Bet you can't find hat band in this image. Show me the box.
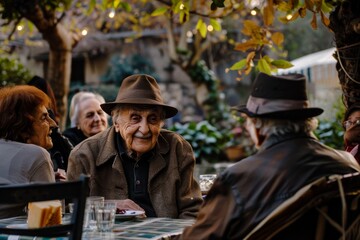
[247,96,309,114]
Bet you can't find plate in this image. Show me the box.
[115,210,144,219]
[6,223,28,229]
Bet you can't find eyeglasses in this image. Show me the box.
[343,119,360,130]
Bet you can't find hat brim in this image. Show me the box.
[232,105,324,119]
[101,100,178,119]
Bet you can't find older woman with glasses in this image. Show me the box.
[343,104,360,163]
[0,85,57,218]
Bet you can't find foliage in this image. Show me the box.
[0,57,31,86]
[170,120,230,164]
[188,60,232,126]
[209,0,338,78]
[314,100,346,150]
[315,119,344,150]
[101,54,158,86]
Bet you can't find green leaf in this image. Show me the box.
[210,18,221,31]
[257,58,272,74]
[87,0,97,14]
[119,2,132,12]
[271,59,294,69]
[230,59,247,70]
[151,7,168,16]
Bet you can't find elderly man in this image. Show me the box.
[175,73,360,239]
[67,74,203,219]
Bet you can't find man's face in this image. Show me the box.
[344,110,360,145]
[77,98,108,137]
[113,106,164,158]
[27,105,57,150]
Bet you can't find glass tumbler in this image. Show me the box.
[84,196,105,231]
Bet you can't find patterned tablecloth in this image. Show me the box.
[0,215,194,240]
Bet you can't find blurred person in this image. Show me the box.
[174,73,360,239]
[0,85,57,218]
[67,74,203,219]
[343,103,360,163]
[28,76,73,174]
[63,91,108,146]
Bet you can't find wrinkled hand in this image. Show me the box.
[55,169,67,182]
[115,199,146,218]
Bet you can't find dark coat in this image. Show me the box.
[49,128,73,171]
[177,133,360,239]
[63,127,87,147]
[67,126,203,219]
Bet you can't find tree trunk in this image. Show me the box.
[42,24,72,130]
[329,0,360,109]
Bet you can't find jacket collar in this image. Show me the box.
[259,132,314,152]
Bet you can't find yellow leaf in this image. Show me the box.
[246,51,256,62]
[113,0,121,8]
[299,7,306,18]
[320,11,330,26]
[196,19,207,38]
[271,32,284,46]
[263,5,274,26]
[277,1,291,12]
[263,55,272,63]
[234,39,259,52]
[242,20,260,36]
[257,58,272,75]
[311,12,317,29]
[313,0,322,11]
[305,0,314,11]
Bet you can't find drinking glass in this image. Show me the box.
[95,200,117,232]
[84,196,105,231]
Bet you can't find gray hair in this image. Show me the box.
[253,117,318,137]
[70,91,106,127]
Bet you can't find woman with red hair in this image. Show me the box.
[0,85,57,218]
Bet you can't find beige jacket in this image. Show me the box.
[67,126,203,219]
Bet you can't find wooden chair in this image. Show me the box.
[0,175,89,240]
[244,172,360,240]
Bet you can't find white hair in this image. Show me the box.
[69,91,106,127]
[254,117,319,137]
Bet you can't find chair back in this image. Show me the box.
[0,175,89,240]
[244,172,360,240]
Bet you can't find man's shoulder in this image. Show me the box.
[72,127,113,151]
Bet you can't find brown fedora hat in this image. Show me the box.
[232,72,323,119]
[101,74,178,118]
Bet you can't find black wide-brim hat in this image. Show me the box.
[101,74,178,119]
[232,73,323,119]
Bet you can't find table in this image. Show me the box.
[0,215,194,240]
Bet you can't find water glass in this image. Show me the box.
[199,174,217,193]
[84,196,105,231]
[95,200,117,232]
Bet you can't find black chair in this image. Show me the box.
[0,175,89,240]
[244,172,360,240]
